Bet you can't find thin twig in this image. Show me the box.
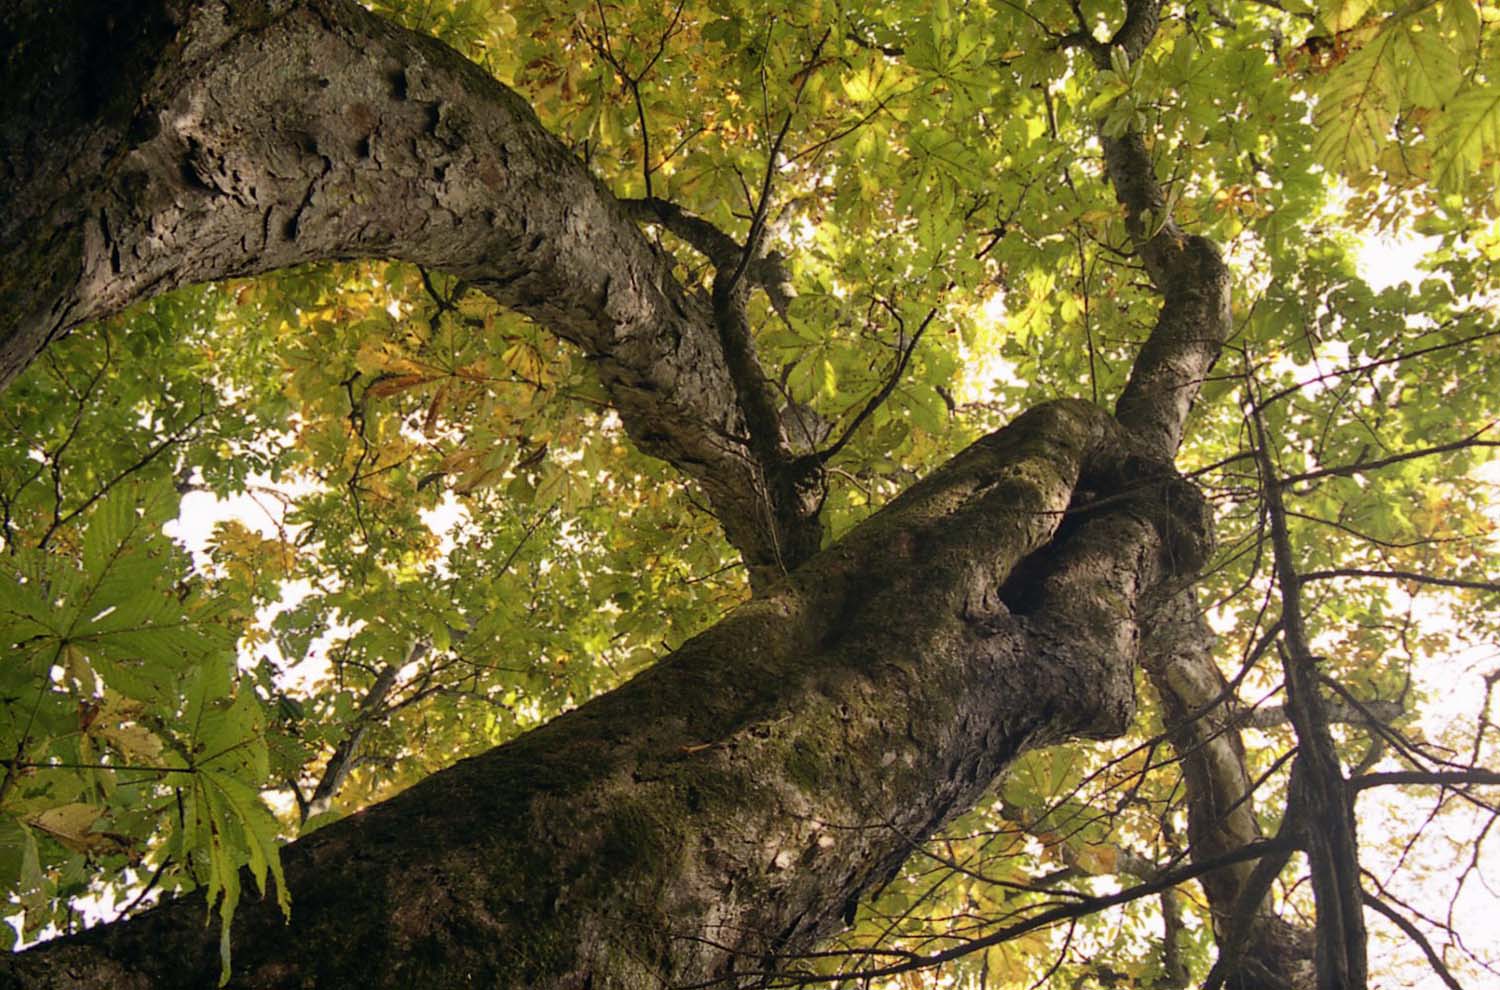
[1361,892,1464,990]
[1299,568,1500,595]
[818,307,937,463]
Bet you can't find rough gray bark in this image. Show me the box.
[0,0,813,587]
[0,0,1293,987]
[1,400,1207,989]
[1066,9,1316,984]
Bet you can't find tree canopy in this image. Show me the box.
[1,0,1498,987]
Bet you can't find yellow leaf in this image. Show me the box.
[502,341,546,382]
[99,723,165,762]
[1073,842,1119,875]
[1321,0,1373,33]
[29,804,105,853]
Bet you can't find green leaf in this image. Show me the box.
[1395,24,1461,108]
[1442,0,1482,53]
[1313,32,1399,174]
[1434,80,1500,192]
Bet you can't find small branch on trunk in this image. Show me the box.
[1241,697,1403,731]
[301,658,406,824]
[617,197,797,319]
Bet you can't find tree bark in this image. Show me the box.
[1141,598,1315,990]
[1,399,1207,988]
[0,0,808,586]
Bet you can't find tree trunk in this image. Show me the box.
[1,400,1206,988]
[1,1,1305,987]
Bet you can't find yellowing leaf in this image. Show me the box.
[1435,81,1500,191]
[29,804,105,854]
[1320,0,1374,33]
[502,341,546,382]
[842,65,880,103]
[98,723,165,762]
[1313,32,1399,173]
[1073,842,1119,875]
[1395,24,1461,107]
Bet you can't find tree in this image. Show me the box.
[2,0,1498,987]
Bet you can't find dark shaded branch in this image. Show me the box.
[113,855,173,923]
[844,28,904,57]
[300,503,553,822]
[1253,326,1500,411]
[1361,892,1464,990]
[1083,9,1304,983]
[619,197,740,267]
[1300,568,1500,595]
[1278,427,1498,486]
[1110,0,1162,60]
[817,307,935,464]
[1254,411,1369,990]
[36,405,207,549]
[1350,769,1500,792]
[1088,2,1231,461]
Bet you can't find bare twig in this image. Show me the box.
[1361,892,1464,990]
[818,307,936,464]
[1299,568,1500,595]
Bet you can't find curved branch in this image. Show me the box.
[618,197,798,319]
[1361,892,1464,990]
[0,0,807,582]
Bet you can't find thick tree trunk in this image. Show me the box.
[1,1,1302,986]
[0,400,1205,988]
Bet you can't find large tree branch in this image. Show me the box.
[0,0,811,585]
[0,4,1279,988]
[1075,4,1314,986]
